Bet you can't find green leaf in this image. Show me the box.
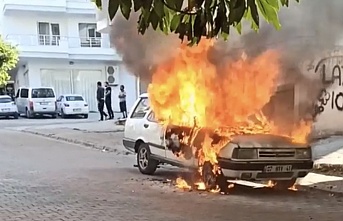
[228,0,245,24]
[154,0,165,18]
[143,0,153,10]
[174,0,184,11]
[256,0,281,30]
[119,0,132,20]
[170,14,181,31]
[266,0,280,10]
[234,21,242,34]
[280,0,289,6]
[149,9,160,30]
[108,0,120,20]
[247,0,259,27]
[133,0,143,11]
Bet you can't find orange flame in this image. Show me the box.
[148,39,312,190]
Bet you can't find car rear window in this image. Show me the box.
[0,97,12,103]
[31,88,55,98]
[66,96,84,101]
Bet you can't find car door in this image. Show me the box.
[145,111,166,158]
[124,96,165,158]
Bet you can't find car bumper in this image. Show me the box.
[218,158,313,181]
[63,108,89,115]
[31,111,56,115]
[0,112,18,116]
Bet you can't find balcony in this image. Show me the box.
[5,34,120,61]
[66,0,97,14]
[2,0,96,15]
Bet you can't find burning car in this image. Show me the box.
[123,93,313,191]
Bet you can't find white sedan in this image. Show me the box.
[0,95,19,119]
[56,94,89,118]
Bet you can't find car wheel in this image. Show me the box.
[26,108,33,119]
[137,143,158,175]
[13,113,19,119]
[202,161,228,192]
[274,179,297,190]
[83,114,88,119]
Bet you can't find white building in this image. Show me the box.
[0,0,139,112]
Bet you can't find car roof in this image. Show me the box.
[19,87,55,90]
[60,94,84,97]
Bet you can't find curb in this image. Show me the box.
[22,130,133,156]
[313,164,343,177]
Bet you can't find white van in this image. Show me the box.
[15,87,57,118]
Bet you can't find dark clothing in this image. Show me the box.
[98,100,106,121]
[119,101,127,118]
[97,87,107,120]
[97,87,105,102]
[105,86,111,101]
[105,86,114,119]
[105,100,114,119]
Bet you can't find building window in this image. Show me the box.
[78,23,101,47]
[37,22,60,46]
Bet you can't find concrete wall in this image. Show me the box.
[301,50,343,136]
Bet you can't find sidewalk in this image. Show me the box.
[20,121,131,155]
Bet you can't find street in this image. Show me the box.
[0,118,343,221]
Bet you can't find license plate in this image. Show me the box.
[73,108,81,112]
[1,108,10,112]
[40,102,49,105]
[264,165,292,173]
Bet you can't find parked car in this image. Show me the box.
[0,95,19,119]
[15,87,57,118]
[123,93,314,190]
[56,94,89,118]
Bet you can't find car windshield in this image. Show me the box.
[0,97,12,103]
[66,96,84,101]
[32,88,55,98]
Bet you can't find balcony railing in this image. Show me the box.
[38,35,61,46]
[79,37,102,47]
[5,34,110,48]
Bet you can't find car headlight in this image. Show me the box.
[295,148,312,159]
[232,148,258,159]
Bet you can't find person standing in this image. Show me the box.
[96,81,107,121]
[119,85,127,118]
[104,81,114,119]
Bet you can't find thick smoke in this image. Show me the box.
[109,13,180,83]
[110,0,343,128]
[209,0,343,125]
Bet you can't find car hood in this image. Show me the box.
[230,134,308,148]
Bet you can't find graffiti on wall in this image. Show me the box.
[314,56,343,114]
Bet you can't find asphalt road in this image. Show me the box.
[0,121,343,221]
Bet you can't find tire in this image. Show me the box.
[202,161,228,192]
[137,143,158,175]
[83,114,88,119]
[13,113,19,119]
[274,179,296,190]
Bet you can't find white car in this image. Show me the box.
[56,94,89,118]
[15,87,57,118]
[123,93,314,190]
[0,95,19,119]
